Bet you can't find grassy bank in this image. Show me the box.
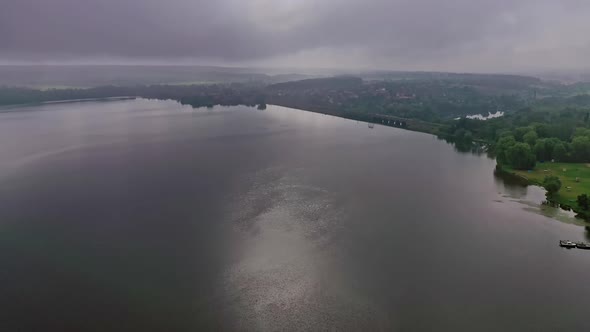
[507,162,590,214]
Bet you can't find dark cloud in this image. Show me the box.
[1,0,589,71]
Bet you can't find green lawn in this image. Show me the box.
[510,162,590,208]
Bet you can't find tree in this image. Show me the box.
[506,142,536,170]
[543,138,560,158]
[577,194,590,210]
[495,135,516,165]
[574,127,590,138]
[533,139,547,161]
[552,143,567,161]
[523,130,538,146]
[571,136,590,162]
[533,123,550,138]
[514,127,531,142]
[543,176,562,198]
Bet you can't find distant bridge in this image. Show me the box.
[369,113,443,134]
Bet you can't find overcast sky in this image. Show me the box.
[1,0,590,72]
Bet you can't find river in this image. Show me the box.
[0,99,589,331]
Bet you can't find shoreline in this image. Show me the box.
[496,165,590,221]
[266,99,445,136]
[0,96,137,111]
[41,96,137,104]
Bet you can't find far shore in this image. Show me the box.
[0,96,137,111]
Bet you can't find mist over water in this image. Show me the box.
[1,99,589,331]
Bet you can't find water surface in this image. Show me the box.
[1,99,588,331]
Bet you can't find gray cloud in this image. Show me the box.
[1,0,590,71]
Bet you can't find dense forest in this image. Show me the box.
[444,96,590,169]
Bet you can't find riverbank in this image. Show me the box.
[0,96,137,111]
[267,100,446,136]
[500,162,590,220]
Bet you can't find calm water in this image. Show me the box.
[1,99,589,331]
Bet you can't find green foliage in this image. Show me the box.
[543,176,562,198]
[577,194,590,210]
[574,127,590,138]
[523,130,538,146]
[533,123,551,138]
[510,162,590,218]
[445,93,590,165]
[495,135,516,165]
[532,138,561,161]
[453,128,473,142]
[506,143,536,170]
[514,127,532,142]
[533,139,547,161]
[552,143,567,161]
[571,136,590,162]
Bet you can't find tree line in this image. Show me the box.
[445,101,590,170]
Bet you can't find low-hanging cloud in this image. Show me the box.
[1,0,590,71]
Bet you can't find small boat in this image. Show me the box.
[576,242,590,250]
[368,123,375,129]
[559,240,577,248]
